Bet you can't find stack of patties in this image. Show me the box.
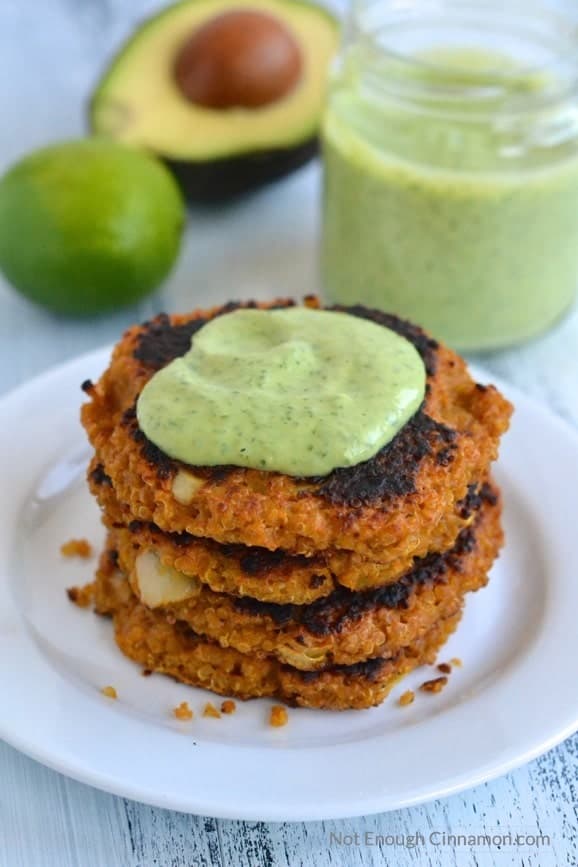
[81,298,512,710]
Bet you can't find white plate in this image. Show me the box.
[0,347,577,821]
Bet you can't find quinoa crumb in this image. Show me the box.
[142,669,152,677]
[398,689,415,707]
[101,686,117,699]
[66,582,94,608]
[221,700,236,715]
[61,538,93,559]
[420,676,448,694]
[437,662,452,674]
[269,705,288,727]
[203,702,221,719]
[173,701,193,721]
[450,657,463,668]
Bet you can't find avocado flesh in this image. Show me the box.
[89,0,339,202]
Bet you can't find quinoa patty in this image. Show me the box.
[82,297,512,560]
[94,469,492,603]
[93,549,463,710]
[112,485,501,670]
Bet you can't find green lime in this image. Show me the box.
[0,139,185,316]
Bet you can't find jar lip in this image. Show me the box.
[348,0,578,111]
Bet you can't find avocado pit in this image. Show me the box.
[174,9,303,109]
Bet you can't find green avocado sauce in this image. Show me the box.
[136,307,426,477]
[322,47,578,350]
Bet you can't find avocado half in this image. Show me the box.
[89,0,339,203]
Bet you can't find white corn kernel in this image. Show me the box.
[172,470,204,504]
[134,550,200,607]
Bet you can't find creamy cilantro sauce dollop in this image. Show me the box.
[136,307,426,476]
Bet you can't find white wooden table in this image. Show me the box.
[2,2,578,865]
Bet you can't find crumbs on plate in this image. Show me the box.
[61,538,93,559]
[203,702,221,719]
[173,701,194,720]
[269,705,289,727]
[66,582,94,608]
[419,676,448,694]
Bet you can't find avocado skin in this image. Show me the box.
[165,137,318,204]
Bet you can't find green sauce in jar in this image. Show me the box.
[321,4,578,351]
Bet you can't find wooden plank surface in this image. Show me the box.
[2,737,577,866]
[1,1,578,865]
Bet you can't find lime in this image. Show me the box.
[0,139,185,316]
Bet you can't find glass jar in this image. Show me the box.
[321,0,578,351]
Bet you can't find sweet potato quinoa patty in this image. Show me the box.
[82,297,512,560]
[76,297,511,712]
[94,472,492,602]
[112,485,501,670]
[93,546,464,711]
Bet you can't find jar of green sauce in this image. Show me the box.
[321,0,578,350]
